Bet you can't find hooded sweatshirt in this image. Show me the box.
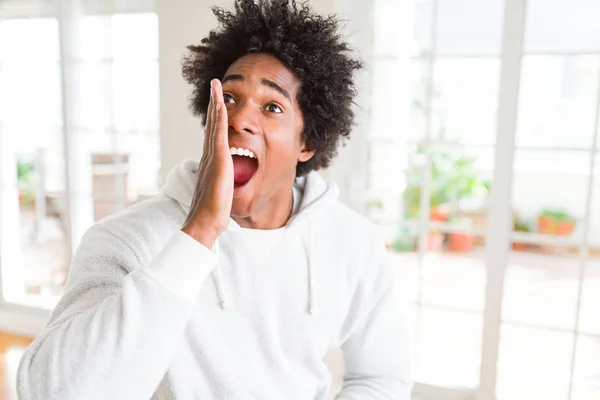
[17,160,411,400]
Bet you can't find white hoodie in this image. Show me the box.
[17,160,411,400]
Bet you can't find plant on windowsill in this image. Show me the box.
[17,159,36,209]
[537,209,576,236]
[537,208,577,255]
[402,140,489,252]
[448,216,475,252]
[512,216,531,252]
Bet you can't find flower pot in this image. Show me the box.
[557,220,575,236]
[538,215,556,235]
[427,232,445,252]
[449,233,474,252]
[430,208,447,222]
[512,242,527,252]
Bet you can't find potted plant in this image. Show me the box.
[403,184,448,252]
[537,209,576,236]
[402,140,488,252]
[17,159,36,208]
[513,217,531,252]
[448,217,475,252]
[537,209,576,254]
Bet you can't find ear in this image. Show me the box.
[298,141,315,163]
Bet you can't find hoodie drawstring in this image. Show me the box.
[306,222,317,316]
[211,225,317,316]
[212,238,229,309]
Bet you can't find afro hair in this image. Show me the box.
[181,0,363,176]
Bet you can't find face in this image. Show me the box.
[221,53,314,219]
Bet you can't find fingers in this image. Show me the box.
[202,81,217,163]
[211,79,229,157]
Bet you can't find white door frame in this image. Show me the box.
[477,0,527,399]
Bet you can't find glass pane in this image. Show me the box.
[580,173,600,335]
[572,335,600,400]
[73,62,113,129]
[525,0,600,53]
[414,307,482,389]
[432,58,500,146]
[420,252,486,312]
[427,145,493,229]
[0,19,62,127]
[435,0,504,55]
[0,18,60,61]
[413,0,434,56]
[0,18,66,308]
[503,248,580,329]
[113,61,159,132]
[497,325,572,400]
[367,141,411,222]
[372,0,405,56]
[0,13,161,309]
[370,59,414,141]
[516,56,600,149]
[388,248,420,304]
[409,59,432,142]
[578,262,600,336]
[79,15,113,61]
[74,131,160,225]
[2,135,68,308]
[508,149,589,328]
[0,62,62,133]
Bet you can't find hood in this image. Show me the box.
[161,160,339,316]
[161,159,339,230]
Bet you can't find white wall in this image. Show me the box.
[157,0,230,182]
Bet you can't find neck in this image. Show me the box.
[233,186,294,230]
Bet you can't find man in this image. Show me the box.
[17,0,411,399]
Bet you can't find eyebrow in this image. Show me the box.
[221,74,292,101]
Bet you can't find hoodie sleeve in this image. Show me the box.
[17,226,215,400]
[336,238,412,400]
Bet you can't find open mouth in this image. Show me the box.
[230,147,259,189]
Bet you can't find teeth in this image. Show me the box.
[229,147,255,158]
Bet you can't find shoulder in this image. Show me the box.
[316,201,388,281]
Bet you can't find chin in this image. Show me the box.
[230,198,255,219]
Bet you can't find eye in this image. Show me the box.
[223,93,236,104]
[265,103,283,114]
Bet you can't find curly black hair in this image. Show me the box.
[181,0,363,176]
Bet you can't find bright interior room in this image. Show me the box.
[1,0,600,399]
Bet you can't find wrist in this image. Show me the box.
[181,222,222,249]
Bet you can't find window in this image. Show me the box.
[369,0,600,399]
[0,3,159,309]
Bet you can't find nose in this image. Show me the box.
[227,102,259,136]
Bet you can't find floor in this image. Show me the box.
[0,332,32,400]
[391,249,600,400]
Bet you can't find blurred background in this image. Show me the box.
[1,0,599,399]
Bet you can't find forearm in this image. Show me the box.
[17,231,215,400]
